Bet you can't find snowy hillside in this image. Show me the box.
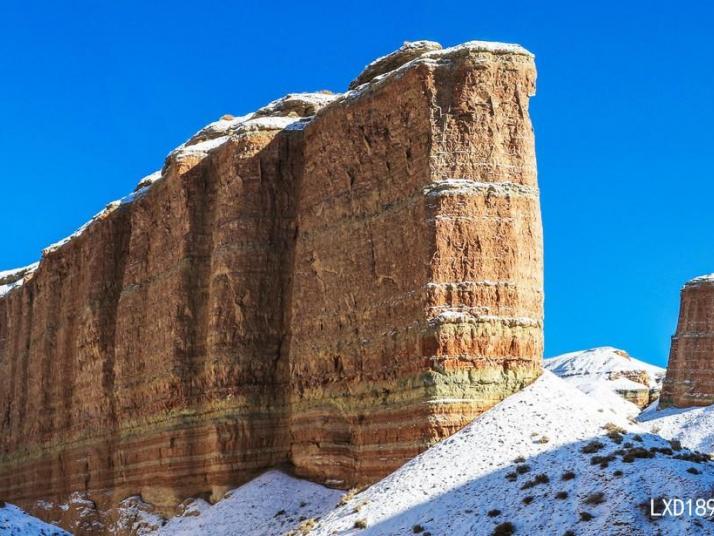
[307,372,714,535]
[639,402,714,454]
[546,347,665,410]
[153,373,714,535]
[0,502,70,535]
[154,470,343,536]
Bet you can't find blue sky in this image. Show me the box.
[1,1,712,366]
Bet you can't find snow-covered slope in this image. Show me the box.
[639,403,714,454]
[307,372,714,535]
[0,502,70,535]
[155,470,343,536]
[546,347,665,411]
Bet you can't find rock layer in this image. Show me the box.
[661,274,714,408]
[0,40,543,534]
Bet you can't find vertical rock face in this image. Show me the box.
[661,274,714,408]
[0,40,543,533]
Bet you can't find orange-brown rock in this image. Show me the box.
[0,40,543,534]
[661,274,714,408]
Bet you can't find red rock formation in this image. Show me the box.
[661,274,714,408]
[0,40,543,534]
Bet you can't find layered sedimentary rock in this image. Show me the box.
[661,274,714,408]
[0,40,543,533]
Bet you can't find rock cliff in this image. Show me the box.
[0,40,543,534]
[661,274,714,408]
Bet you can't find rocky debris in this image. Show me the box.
[0,39,543,535]
[660,274,714,408]
[348,40,442,89]
[545,347,664,409]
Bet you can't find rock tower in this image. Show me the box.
[661,274,714,408]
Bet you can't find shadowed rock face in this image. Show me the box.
[661,275,714,408]
[0,40,543,534]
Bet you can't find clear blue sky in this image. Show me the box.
[1,1,712,367]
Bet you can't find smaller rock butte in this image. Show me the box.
[661,274,714,408]
[0,39,544,535]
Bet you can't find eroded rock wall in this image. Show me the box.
[661,275,714,408]
[0,40,543,533]
[0,123,305,531]
[288,47,542,485]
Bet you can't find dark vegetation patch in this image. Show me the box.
[590,454,616,468]
[521,473,549,490]
[674,451,710,463]
[581,441,605,454]
[555,491,568,500]
[584,492,606,505]
[493,522,515,536]
[561,471,576,481]
[354,519,368,529]
[487,509,502,517]
[516,465,531,475]
[622,447,655,463]
[579,512,594,522]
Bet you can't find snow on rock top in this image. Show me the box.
[349,40,443,89]
[13,91,338,265]
[0,262,39,298]
[0,502,70,536]
[169,92,339,161]
[348,39,532,91]
[546,346,664,385]
[309,372,714,536]
[686,273,714,286]
[153,470,343,536]
[41,174,159,257]
[252,92,338,118]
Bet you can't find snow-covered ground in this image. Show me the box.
[306,372,714,535]
[566,376,642,418]
[639,402,714,454]
[0,502,70,535]
[546,347,664,385]
[154,470,343,536]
